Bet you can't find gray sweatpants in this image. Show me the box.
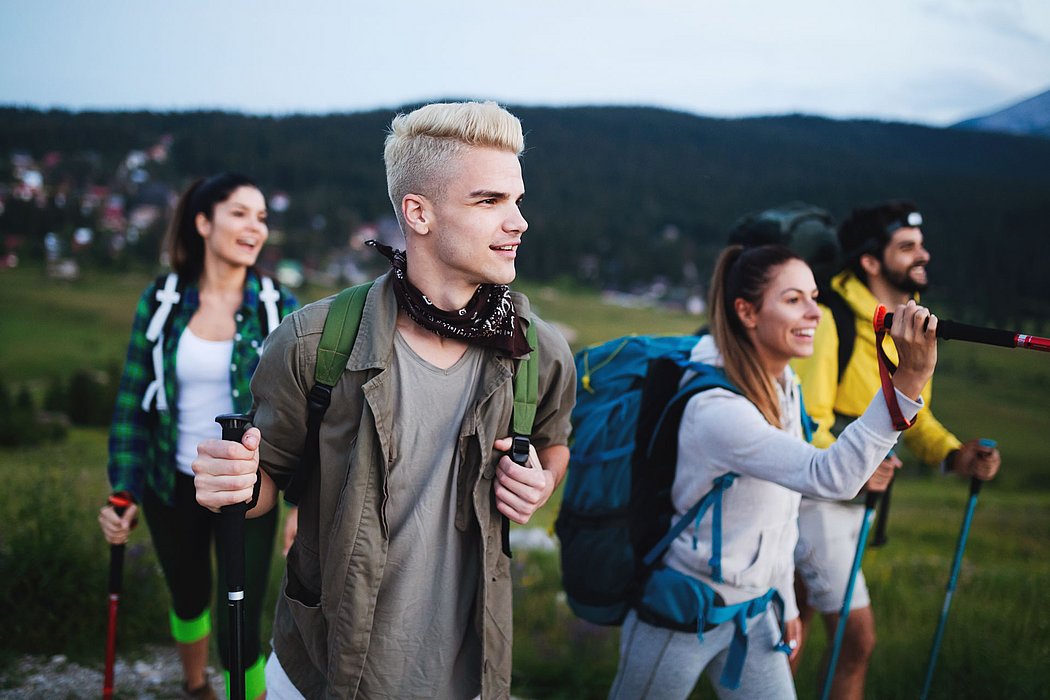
[608,609,796,700]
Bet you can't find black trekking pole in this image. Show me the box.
[879,314,1050,353]
[871,477,893,547]
[919,439,995,699]
[103,493,133,700]
[215,413,255,700]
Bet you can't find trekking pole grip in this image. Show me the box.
[215,413,259,514]
[215,413,252,700]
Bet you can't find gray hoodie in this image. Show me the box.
[662,335,921,619]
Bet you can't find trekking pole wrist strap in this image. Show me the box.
[873,305,914,431]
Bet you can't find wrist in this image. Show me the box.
[944,450,958,473]
[891,370,925,401]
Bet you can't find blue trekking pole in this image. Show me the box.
[820,487,881,700]
[919,439,994,700]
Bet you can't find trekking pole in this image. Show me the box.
[871,478,893,547]
[215,413,254,700]
[919,439,995,700]
[102,493,133,700]
[820,488,880,700]
[879,314,1050,353]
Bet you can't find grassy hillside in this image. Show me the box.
[1,266,1048,697]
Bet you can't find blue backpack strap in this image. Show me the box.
[640,568,791,691]
[640,471,738,574]
[641,363,741,572]
[707,473,737,582]
[798,381,817,443]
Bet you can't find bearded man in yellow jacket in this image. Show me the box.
[789,200,1000,700]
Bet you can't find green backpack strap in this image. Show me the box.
[511,319,539,436]
[284,281,374,504]
[315,282,374,386]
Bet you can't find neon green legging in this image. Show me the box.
[145,473,278,698]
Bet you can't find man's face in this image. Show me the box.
[879,226,930,294]
[426,146,528,289]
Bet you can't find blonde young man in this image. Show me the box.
[790,201,1000,699]
[193,102,576,699]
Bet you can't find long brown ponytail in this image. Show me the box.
[708,244,804,428]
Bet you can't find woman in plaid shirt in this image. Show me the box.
[98,173,297,699]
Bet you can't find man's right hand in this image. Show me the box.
[192,426,261,513]
[864,453,903,493]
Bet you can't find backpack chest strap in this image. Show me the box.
[141,273,181,411]
[259,276,281,335]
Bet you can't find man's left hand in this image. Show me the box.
[950,439,1001,481]
[492,437,557,524]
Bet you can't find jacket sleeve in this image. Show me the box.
[252,312,310,487]
[791,303,840,449]
[528,317,577,450]
[682,387,923,501]
[902,385,962,465]
[106,285,157,501]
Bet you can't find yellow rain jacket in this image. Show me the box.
[792,270,961,465]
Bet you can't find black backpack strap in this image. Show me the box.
[283,281,373,504]
[821,289,855,382]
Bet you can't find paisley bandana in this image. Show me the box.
[367,240,532,357]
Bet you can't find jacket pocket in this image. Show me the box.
[281,540,328,666]
[285,539,322,607]
[727,529,776,589]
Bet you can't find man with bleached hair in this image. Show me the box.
[194,102,576,699]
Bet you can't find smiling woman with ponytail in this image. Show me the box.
[609,244,940,700]
[97,173,298,700]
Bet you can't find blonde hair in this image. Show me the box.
[708,244,804,428]
[383,101,525,228]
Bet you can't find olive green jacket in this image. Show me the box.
[251,272,576,698]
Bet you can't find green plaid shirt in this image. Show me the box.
[107,270,298,505]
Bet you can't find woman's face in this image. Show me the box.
[737,258,822,374]
[196,185,268,270]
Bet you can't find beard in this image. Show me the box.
[884,262,929,294]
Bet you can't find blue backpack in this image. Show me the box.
[556,334,814,689]
[555,335,740,625]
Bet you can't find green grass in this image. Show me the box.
[2,265,1049,696]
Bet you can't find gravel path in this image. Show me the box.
[0,647,225,699]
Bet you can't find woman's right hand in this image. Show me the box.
[98,502,138,545]
[888,300,938,401]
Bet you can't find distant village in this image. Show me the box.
[0,134,408,292]
[1,134,705,314]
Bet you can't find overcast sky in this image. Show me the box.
[2,0,1048,126]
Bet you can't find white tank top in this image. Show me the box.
[175,327,234,476]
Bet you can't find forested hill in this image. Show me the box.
[2,105,1048,324]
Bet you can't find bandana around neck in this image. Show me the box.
[367,240,532,357]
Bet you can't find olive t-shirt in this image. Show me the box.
[358,332,484,699]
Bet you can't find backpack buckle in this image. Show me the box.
[307,383,333,413]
